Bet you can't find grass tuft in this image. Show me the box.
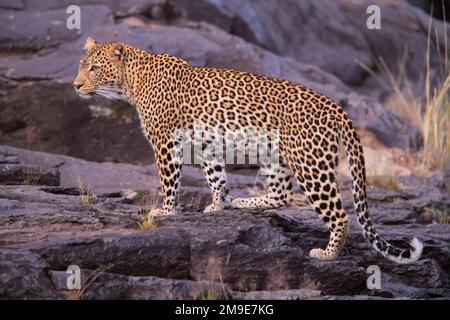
[137,191,159,231]
[367,175,402,191]
[421,74,450,171]
[195,274,230,300]
[77,179,93,205]
[69,264,112,300]
[22,168,42,186]
[359,12,450,172]
[426,204,450,225]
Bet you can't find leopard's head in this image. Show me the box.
[73,37,126,100]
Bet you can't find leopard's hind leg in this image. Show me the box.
[286,136,349,261]
[231,160,294,209]
[198,137,230,213]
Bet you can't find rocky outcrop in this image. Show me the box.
[7,0,446,90]
[169,0,450,91]
[0,1,424,164]
[0,152,60,186]
[1,146,449,300]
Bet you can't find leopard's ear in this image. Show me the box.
[84,37,96,50]
[108,43,124,62]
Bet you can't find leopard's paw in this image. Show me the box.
[148,208,176,216]
[203,203,223,213]
[309,248,337,261]
[203,197,230,213]
[230,198,249,209]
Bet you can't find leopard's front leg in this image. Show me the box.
[151,134,183,216]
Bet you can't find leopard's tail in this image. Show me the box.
[338,111,423,264]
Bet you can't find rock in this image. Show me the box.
[165,0,450,94]
[0,5,113,52]
[0,154,19,164]
[0,163,60,186]
[29,0,446,95]
[0,82,155,164]
[49,270,230,300]
[0,0,25,10]
[29,231,191,279]
[12,0,161,18]
[232,288,322,300]
[0,250,59,299]
[0,147,449,299]
[0,151,60,185]
[0,145,157,192]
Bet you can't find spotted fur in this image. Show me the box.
[74,37,423,263]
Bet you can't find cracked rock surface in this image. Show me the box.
[0,146,449,300]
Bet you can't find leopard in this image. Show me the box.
[73,37,423,264]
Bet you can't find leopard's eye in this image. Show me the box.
[89,65,99,72]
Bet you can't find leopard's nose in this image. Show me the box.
[74,82,83,90]
[73,78,84,90]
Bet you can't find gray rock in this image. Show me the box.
[0,147,449,299]
[165,0,450,94]
[28,230,191,279]
[0,163,60,186]
[232,288,322,300]
[0,5,113,52]
[0,250,59,299]
[49,270,229,300]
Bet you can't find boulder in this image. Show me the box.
[166,0,450,94]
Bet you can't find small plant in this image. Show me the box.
[195,274,230,300]
[196,284,221,300]
[435,204,449,225]
[421,10,450,171]
[358,12,450,172]
[421,73,450,171]
[69,264,111,300]
[439,213,450,225]
[137,191,159,231]
[422,204,450,225]
[367,175,401,191]
[22,167,42,186]
[138,211,158,231]
[77,179,93,205]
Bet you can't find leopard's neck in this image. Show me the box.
[121,45,156,106]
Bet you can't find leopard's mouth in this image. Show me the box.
[76,87,94,99]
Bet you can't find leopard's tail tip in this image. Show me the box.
[385,237,423,264]
[408,237,424,262]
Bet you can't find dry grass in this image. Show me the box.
[22,168,42,186]
[138,213,158,231]
[359,11,450,172]
[423,205,450,225]
[77,179,93,205]
[137,191,160,231]
[195,274,230,300]
[367,175,402,191]
[421,73,450,171]
[69,264,112,300]
[196,284,221,300]
[439,213,450,225]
